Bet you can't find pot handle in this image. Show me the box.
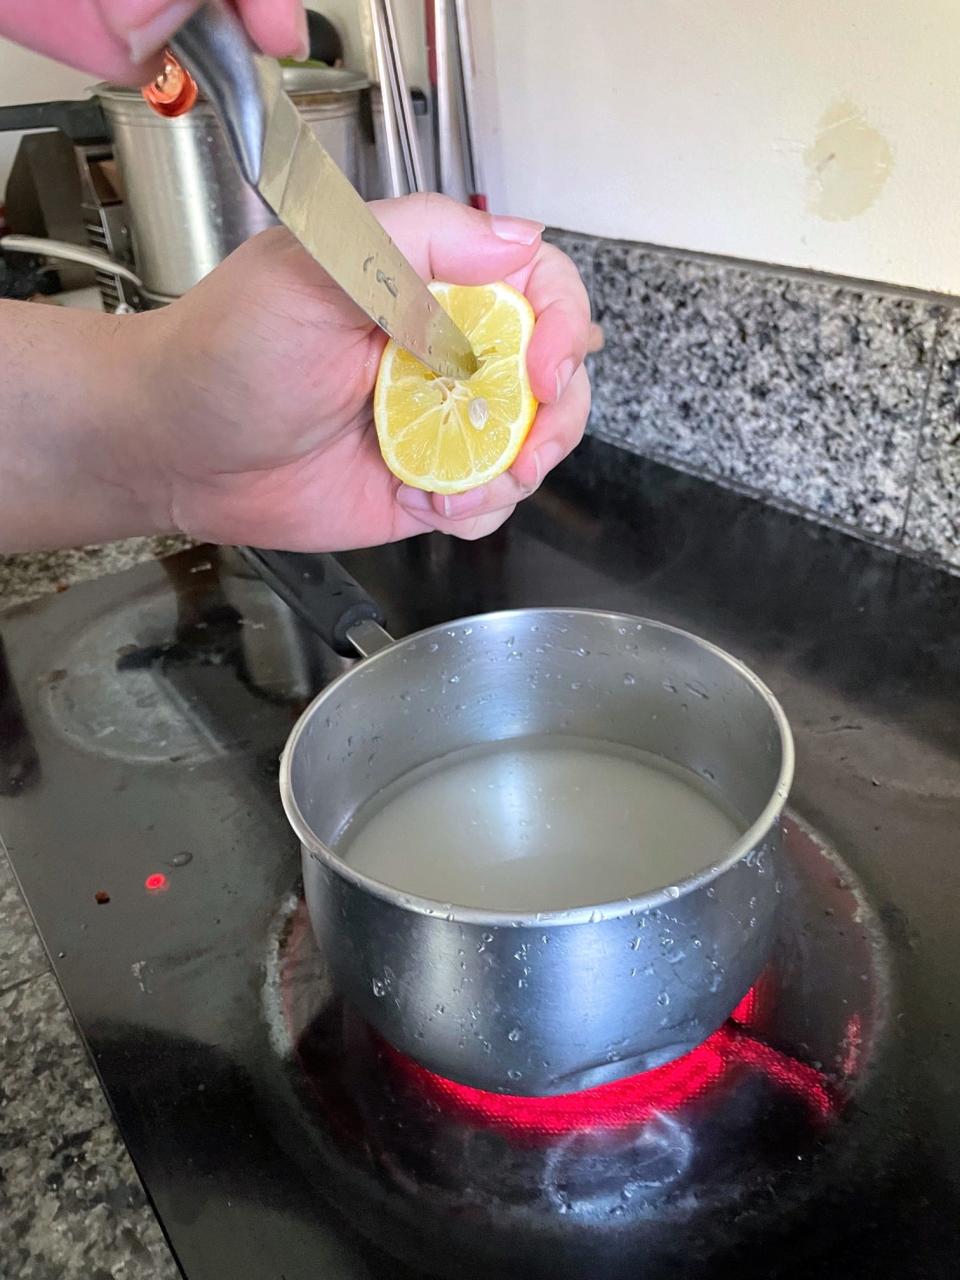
[239,548,390,658]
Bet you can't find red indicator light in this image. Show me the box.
[145,873,168,892]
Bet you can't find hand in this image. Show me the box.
[129,193,592,550]
[1,0,307,85]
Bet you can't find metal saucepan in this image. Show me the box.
[247,551,793,1097]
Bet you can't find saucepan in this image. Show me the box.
[247,550,793,1097]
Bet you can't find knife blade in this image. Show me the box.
[171,3,477,380]
[258,89,478,378]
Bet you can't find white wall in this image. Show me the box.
[472,0,960,296]
[5,2,958,295]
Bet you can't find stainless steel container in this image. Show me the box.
[273,557,794,1098]
[97,66,367,302]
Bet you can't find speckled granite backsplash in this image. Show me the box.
[547,229,959,572]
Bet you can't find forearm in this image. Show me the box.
[0,300,171,552]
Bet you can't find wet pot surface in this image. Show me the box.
[282,608,793,1095]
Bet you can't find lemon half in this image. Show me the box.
[374,280,538,494]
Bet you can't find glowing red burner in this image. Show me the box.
[384,985,836,1138]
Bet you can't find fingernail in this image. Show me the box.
[126,1,198,64]
[554,357,577,402]
[396,484,433,512]
[490,216,544,246]
[442,487,489,518]
[534,441,565,487]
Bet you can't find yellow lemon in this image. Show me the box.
[373,280,538,494]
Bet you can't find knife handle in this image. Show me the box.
[168,0,279,186]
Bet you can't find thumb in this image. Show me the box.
[369,193,543,284]
[97,0,307,68]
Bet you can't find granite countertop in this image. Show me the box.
[1,537,187,1280]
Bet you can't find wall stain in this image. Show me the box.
[805,100,893,221]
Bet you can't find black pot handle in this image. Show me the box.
[239,548,387,658]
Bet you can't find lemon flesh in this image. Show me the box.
[374,281,538,494]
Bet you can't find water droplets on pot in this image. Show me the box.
[372,965,395,998]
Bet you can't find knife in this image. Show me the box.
[168,2,477,380]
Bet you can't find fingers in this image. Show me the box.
[512,243,592,405]
[370,193,544,285]
[76,0,306,83]
[96,0,201,66]
[511,362,591,490]
[235,0,308,59]
[587,321,605,353]
[2,1,149,84]
[396,363,591,530]
[397,502,518,544]
[397,476,524,523]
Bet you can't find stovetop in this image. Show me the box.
[1,438,959,1279]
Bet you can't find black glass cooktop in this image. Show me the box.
[1,438,959,1279]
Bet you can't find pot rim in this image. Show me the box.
[279,608,794,928]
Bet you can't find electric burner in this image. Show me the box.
[258,817,890,1277]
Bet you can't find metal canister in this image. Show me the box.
[97,66,367,303]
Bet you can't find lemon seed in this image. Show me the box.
[468,396,489,429]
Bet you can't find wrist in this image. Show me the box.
[98,309,179,539]
[0,299,175,552]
